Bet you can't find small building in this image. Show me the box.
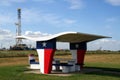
[17,31,110,74]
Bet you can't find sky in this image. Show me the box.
[0,0,120,51]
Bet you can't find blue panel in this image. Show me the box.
[30,62,39,64]
[36,39,56,49]
[30,59,35,64]
[70,42,87,50]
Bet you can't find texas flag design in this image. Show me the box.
[70,42,87,69]
[36,39,56,74]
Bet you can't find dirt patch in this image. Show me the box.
[0,57,28,66]
[85,54,120,64]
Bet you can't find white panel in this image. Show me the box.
[29,56,35,60]
[30,64,40,69]
[37,49,44,74]
[68,60,76,72]
[62,66,70,73]
[70,50,77,63]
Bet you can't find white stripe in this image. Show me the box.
[37,49,45,73]
[70,50,77,63]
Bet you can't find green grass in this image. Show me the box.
[0,50,120,58]
[0,51,120,80]
[85,62,120,69]
[0,66,119,80]
[0,50,37,58]
[0,63,120,80]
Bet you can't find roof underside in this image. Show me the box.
[55,32,109,43]
[16,32,110,43]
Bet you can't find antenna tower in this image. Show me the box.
[15,8,22,45]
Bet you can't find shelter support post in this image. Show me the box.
[36,39,56,74]
[70,42,87,69]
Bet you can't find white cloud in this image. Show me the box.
[0,28,15,49]
[0,8,76,38]
[105,0,120,6]
[32,0,84,9]
[0,28,13,39]
[0,29,120,51]
[0,0,55,6]
[22,31,52,48]
[105,25,112,29]
[22,8,76,27]
[63,19,76,24]
[65,0,84,9]
[24,31,51,37]
[42,13,76,26]
[0,29,51,49]
[57,42,69,49]
[0,13,15,25]
[88,39,120,51]
[33,0,55,3]
[23,31,120,51]
[0,0,26,6]
[24,31,70,49]
[0,29,10,35]
[42,14,62,25]
[22,8,42,23]
[106,17,117,22]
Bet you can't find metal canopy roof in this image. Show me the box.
[55,32,110,43]
[16,31,111,43]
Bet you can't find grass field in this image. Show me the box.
[0,51,120,80]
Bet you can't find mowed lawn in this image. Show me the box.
[0,53,120,80]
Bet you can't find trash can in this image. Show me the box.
[28,54,35,64]
[68,60,75,72]
[52,59,60,71]
[75,64,80,71]
[62,66,70,73]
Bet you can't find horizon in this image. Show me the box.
[0,0,120,51]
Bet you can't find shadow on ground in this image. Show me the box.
[82,66,120,78]
[24,66,120,77]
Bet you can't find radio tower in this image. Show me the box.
[15,8,22,45]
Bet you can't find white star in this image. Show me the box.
[42,42,47,47]
[75,44,79,48]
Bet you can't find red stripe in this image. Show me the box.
[44,49,55,74]
[77,50,86,69]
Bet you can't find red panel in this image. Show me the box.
[44,49,55,74]
[77,50,86,69]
